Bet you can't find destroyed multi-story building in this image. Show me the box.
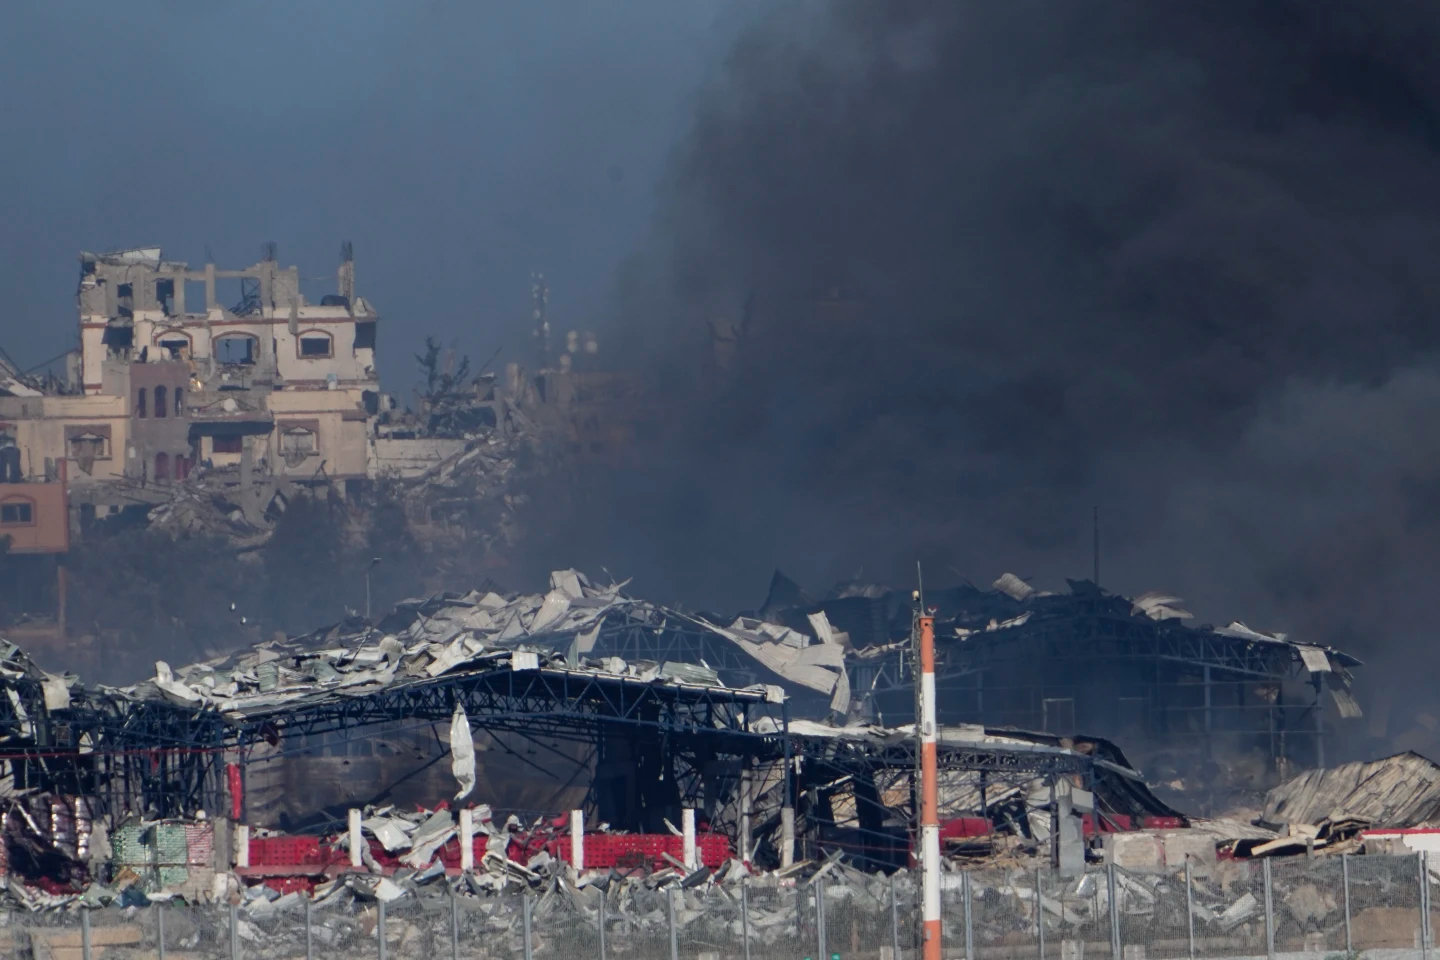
[0,245,379,523]
[78,245,377,496]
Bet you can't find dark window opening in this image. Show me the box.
[175,455,190,480]
[0,446,20,483]
[159,338,188,359]
[135,388,147,419]
[362,390,379,416]
[321,294,351,309]
[216,336,257,365]
[101,325,134,356]
[213,435,243,455]
[117,283,133,301]
[154,452,169,481]
[1,500,33,525]
[174,388,184,417]
[154,386,168,419]
[353,321,376,350]
[299,335,333,358]
[155,278,175,313]
[280,428,316,461]
[69,434,106,461]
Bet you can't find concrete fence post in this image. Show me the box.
[964,871,975,960]
[82,906,92,960]
[229,903,239,960]
[450,884,460,960]
[668,885,680,960]
[523,894,534,960]
[158,904,167,960]
[1185,860,1195,960]
[891,873,902,960]
[1422,851,1432,960]
[1107,863,1120,960]
[378,899,388,960]
[599,884,608,960]
[816,875,827,960]
[305,894,314,960]
[1036,868,1046,960]
[1262,857,1274,960]
[741,876,753,960]
[1342,853,1353,954]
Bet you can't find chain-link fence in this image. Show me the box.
[5,852,1440,959]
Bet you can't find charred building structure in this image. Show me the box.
[746,573,1362,810]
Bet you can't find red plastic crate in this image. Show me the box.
[249,836,323,867]
[939,818,991,840]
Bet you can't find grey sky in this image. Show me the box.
[0,0,756,381]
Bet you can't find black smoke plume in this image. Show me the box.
[522,0,1440,723]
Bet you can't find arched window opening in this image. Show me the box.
[216,335,258,365]
[154,386,168,419]
[154,452,169,482]
[158,337,190,360]
[174,387,185,417]
[136,388,147,419]
[298,332,334,358]
[280,427,317,466]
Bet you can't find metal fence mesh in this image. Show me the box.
[6,852,1440,960]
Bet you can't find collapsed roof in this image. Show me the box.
[1261,752,1440,830]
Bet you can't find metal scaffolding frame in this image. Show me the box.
[0,665,790,828]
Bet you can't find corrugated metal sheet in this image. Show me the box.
[1262,752,1440,828]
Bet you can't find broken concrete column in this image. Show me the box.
[781,807,795,869]
[682,809,696,871]
[571,809,585,873]
[349,809,363,869]
[235,824,250,869]
[460,808,475,872]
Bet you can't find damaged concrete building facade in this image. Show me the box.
[76,245,378,498]
[0,245,380,534]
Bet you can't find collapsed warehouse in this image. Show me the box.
[0,570,1211,904]
[743,572,1363,814]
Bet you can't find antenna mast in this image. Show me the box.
[912,563,941,960]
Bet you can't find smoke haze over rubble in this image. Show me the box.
[528,0,1440,703]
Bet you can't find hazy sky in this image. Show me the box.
[0,0,757,381]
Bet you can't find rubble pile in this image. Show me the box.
[144,466,282,548]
